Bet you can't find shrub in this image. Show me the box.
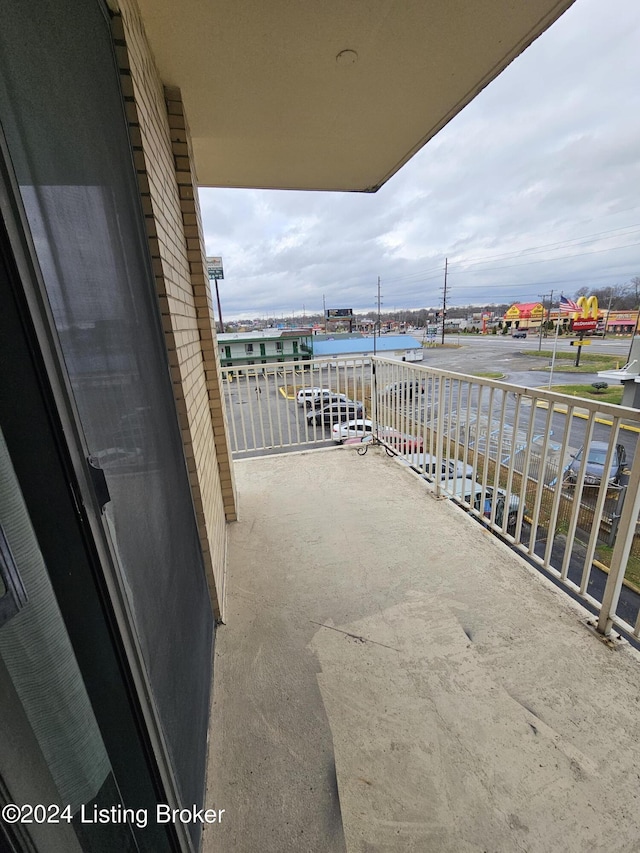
[591,382,609,393]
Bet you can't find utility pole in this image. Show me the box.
[441,258,448,346]
[537,290,553,351]
[603,287,614,339]
[374,276,382,356]
[537,293,545,351]
[322,294,326,332]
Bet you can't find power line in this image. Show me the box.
[449,237,640,275]
[369,222,640,288]
[445,267,640,296]
[451,223,640,266]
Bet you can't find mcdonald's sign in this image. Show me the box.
[572,295,599,331]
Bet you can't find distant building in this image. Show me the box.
[218,329,313,369]
[606,311,640,335]
[312,335,423,364]
[503,302,545,331]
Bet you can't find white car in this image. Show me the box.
[405,452,474,480]
[296,387,332,406]
[332,419,374,443]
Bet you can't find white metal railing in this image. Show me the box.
[220,358,372,454]
[221,355,640,641]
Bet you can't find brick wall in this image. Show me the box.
[111,2,236,620]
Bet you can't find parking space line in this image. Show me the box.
[533,399,640,433]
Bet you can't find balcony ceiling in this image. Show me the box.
[135,0,575,192]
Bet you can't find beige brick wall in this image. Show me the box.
[111,2,237,621]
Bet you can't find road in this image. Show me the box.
[422,332,632,379]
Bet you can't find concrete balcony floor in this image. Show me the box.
[204,447,640,853]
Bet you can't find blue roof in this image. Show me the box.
[313,336,422,355]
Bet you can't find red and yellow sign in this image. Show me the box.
[570,295,599,331]
[504,302,544,321]
[575,295,598,319]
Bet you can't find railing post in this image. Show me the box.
[371,356,379,435]
[434,375,446,496]
[597,450,640,635]
[608,485,626,547]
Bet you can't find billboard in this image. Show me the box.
[326,308,353,319]
[206,256,224,280]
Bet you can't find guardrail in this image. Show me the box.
[220,358,372,454]
[221,355,640,640]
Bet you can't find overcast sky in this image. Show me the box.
[199,0,640,321]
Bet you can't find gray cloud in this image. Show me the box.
[199,0,640,320]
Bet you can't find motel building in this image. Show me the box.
[217,329,313,370]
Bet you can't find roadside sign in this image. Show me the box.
[206,256,224,280]
[572,318,597,331]
[570,340,591,346]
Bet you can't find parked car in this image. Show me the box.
[382,380,425,399]
[332,419,374,443]
[405,452,474,480]
[378,428,424,452]
[310,392,355,409]
[445,477,522,529]
[511,330,527,339]
[564,440,626,486]
[307,403,363,425]
[297,387,332,406]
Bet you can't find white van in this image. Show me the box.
[296,387,332,406]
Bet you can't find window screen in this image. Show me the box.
[0,0,214,834]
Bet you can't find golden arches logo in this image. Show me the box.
[576,295,599,318]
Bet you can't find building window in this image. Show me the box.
[260,343,266,356]
[261,359,267,364]
[224,346,231,359]
[276,342,283,352]
[277,358,284,363]
[247,360,255,365]
[292,341,298,354]
[245,343,254,354]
